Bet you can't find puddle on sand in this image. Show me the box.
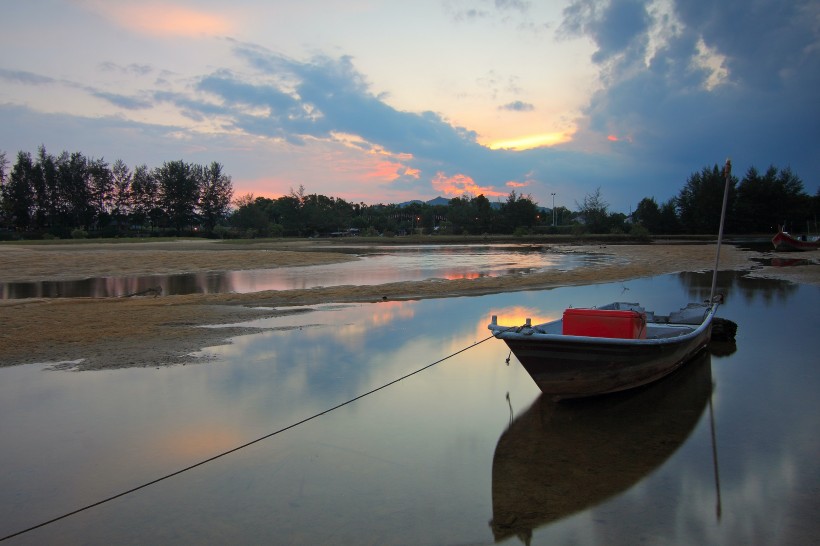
[0,244,617,299]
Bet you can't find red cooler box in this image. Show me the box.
[562,308,647,339]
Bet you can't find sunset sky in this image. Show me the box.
[1,0,818,212]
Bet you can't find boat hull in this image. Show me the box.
[772,230,820,251]
[491,305,716,399]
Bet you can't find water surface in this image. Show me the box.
[0,264,817,544]
[0,244,615,299]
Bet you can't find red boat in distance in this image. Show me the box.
[772,226,820,251]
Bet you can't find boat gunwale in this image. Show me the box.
[489,304,717,348]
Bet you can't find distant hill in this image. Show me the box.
[397,196,450,207]
[426,196,451,206]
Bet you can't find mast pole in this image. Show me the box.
[709,159,731,306]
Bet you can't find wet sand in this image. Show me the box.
[1,239,816,369]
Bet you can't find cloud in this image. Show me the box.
[499,100,535,112]
[0,68,55,86]
[445,0,533,23]
[432,172,506,198]
[0,68,151,111]
[90,91,153,110]
[98,62,154,76]
[560,0,651,66]
[559,0,820,202]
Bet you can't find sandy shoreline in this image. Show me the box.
[1,239,817,369]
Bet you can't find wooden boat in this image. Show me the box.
[489,351,713,542]
[488,300,718,399]
[772,226,820,251]
[489,159,732,400]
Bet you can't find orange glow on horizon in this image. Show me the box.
[487,131,573,151]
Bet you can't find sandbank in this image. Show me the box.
[0,239,816,370]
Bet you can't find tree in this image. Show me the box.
[130,164,159,230]
[576,187,609,233]
[198,162,233,232]
[111,159,132,230]
[734,166,809,233]
[0,150,7,228]
[3,151,36,230]
[87,158,113,228]
[658,199,681,234]
[59,152,94,229]
[33,145,58,230]
[0,150,7,187]
[472,194,494,234]
[230,194,274,236]
[676,165,736,234]
[156,160,199,232]
[634,197,662,233]
[500,190,539,233]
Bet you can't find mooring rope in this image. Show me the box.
[1,327,515,542]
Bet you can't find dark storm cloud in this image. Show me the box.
[559,0,820,202]
[561,0,650,63]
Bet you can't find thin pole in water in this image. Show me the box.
[709,159,732,306]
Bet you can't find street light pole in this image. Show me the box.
[551,193,556,226]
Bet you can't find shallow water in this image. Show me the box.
[0,244,615,299]
[0,265,818,544]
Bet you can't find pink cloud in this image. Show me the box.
[431,172,506,198]
[607,134,634,143]
[365,161,420,182]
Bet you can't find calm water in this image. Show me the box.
[0,244,616,299]
[1,259,818,544]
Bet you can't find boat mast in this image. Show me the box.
[709,159,731,307]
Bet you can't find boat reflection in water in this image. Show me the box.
[489,350,713,544]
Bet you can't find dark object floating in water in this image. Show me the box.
[710,317,737,342]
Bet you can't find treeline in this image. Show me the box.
[229,164,818,238]
[229,187,544,238]
[0,147,233,238]
[2,147,817,240]
[633,164,819,235]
